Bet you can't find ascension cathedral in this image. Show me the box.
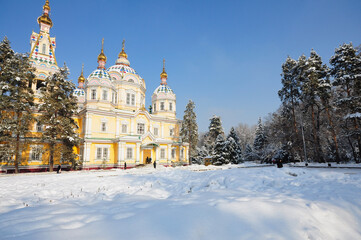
[1,0,189,172]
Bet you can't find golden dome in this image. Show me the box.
[78,64,85,83]
[118,39,128,59]
[160,58,168,79]
[37,15,53,27]
[98,38,107,62]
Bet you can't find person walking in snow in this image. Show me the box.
[277,159,283,168]
[57,164,62,174]
[153,160,156,169]
[124,162,127,170]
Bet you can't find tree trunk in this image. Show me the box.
[311,105,321,162]
[325,106,340,162]
[353,118,361,163]
[49,143,54,172]
[14,134,20,174]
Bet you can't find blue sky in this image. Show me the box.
[1,0,361,133]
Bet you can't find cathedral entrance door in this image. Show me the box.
[143,149,152,164]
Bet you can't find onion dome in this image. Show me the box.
[116,40,130,66]
[78,64,86,83]
[37,0,53,28]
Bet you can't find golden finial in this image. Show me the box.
[78,63,85,83]
[160,58,168,79]
[98,38,107,62]
[118,39,128,59]
[43,0,51,11]
[38,0,52,28]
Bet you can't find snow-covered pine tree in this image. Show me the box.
[39,64,79,171]
[330,43,361,162]
[243,144,256,161]
[180,100,198,163]
[212,134,228,165]
[278,56,300,135]
[192,146,208,165]
[253,118,266,152]
[0,37,35,173]
[205,115,224,153]
[301,50,328,162]
[227,127,242,164]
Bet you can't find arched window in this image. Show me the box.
[42,44,46,54]
[128,79,134,83]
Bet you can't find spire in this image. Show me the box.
[97,38,107,69]
[160,58,168,85]
[37,0,53,30]
[118,39,128,59]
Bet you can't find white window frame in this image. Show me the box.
[91,89,97,100]
[160,149,166,159]
[122,124,128,134]
[131,94,135,106]
[36,122,43,132]
[169,102,173,111]
[160,102,164,111]
[101,122,107,132]
[180,148,184,159]
[153,103,156,112]
[102,90,108,101]
[126,93,131,105]
[29,145,43,162]
[95,145,110,161]
[171,148,176,159]
[126,147,133,159]
[137,123,145,135]
[42,44,46,54]
[170,128,174,136]
[153,127,159,136]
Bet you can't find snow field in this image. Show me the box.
[1,165,361,239]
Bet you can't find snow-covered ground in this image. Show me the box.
[1,164,361,240]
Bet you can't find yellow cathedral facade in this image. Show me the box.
[0,0,188,173]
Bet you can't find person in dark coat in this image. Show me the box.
[57,164,62,174]
[124,162,127,170]
[153,160,156,169]
[146,157,149,164]
[277,159,283,168]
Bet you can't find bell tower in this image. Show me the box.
[29,0,58,94]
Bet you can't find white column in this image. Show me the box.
[167,144,171,165]
[136,143,140,164]
[84,142,91,165]
[85,113,92,138]
[117,142,123,165]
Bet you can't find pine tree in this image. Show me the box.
[212,134,228,165]
[301,50,328,162]
[205,115,224,152]
[243,144,255,161]
[254,118,266,152]
[330,43,361,162]
[180,100,198,163]
[39,64,79,171]
[227,127,242,164]
[278,56,300,135]
[0,37,35,173]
